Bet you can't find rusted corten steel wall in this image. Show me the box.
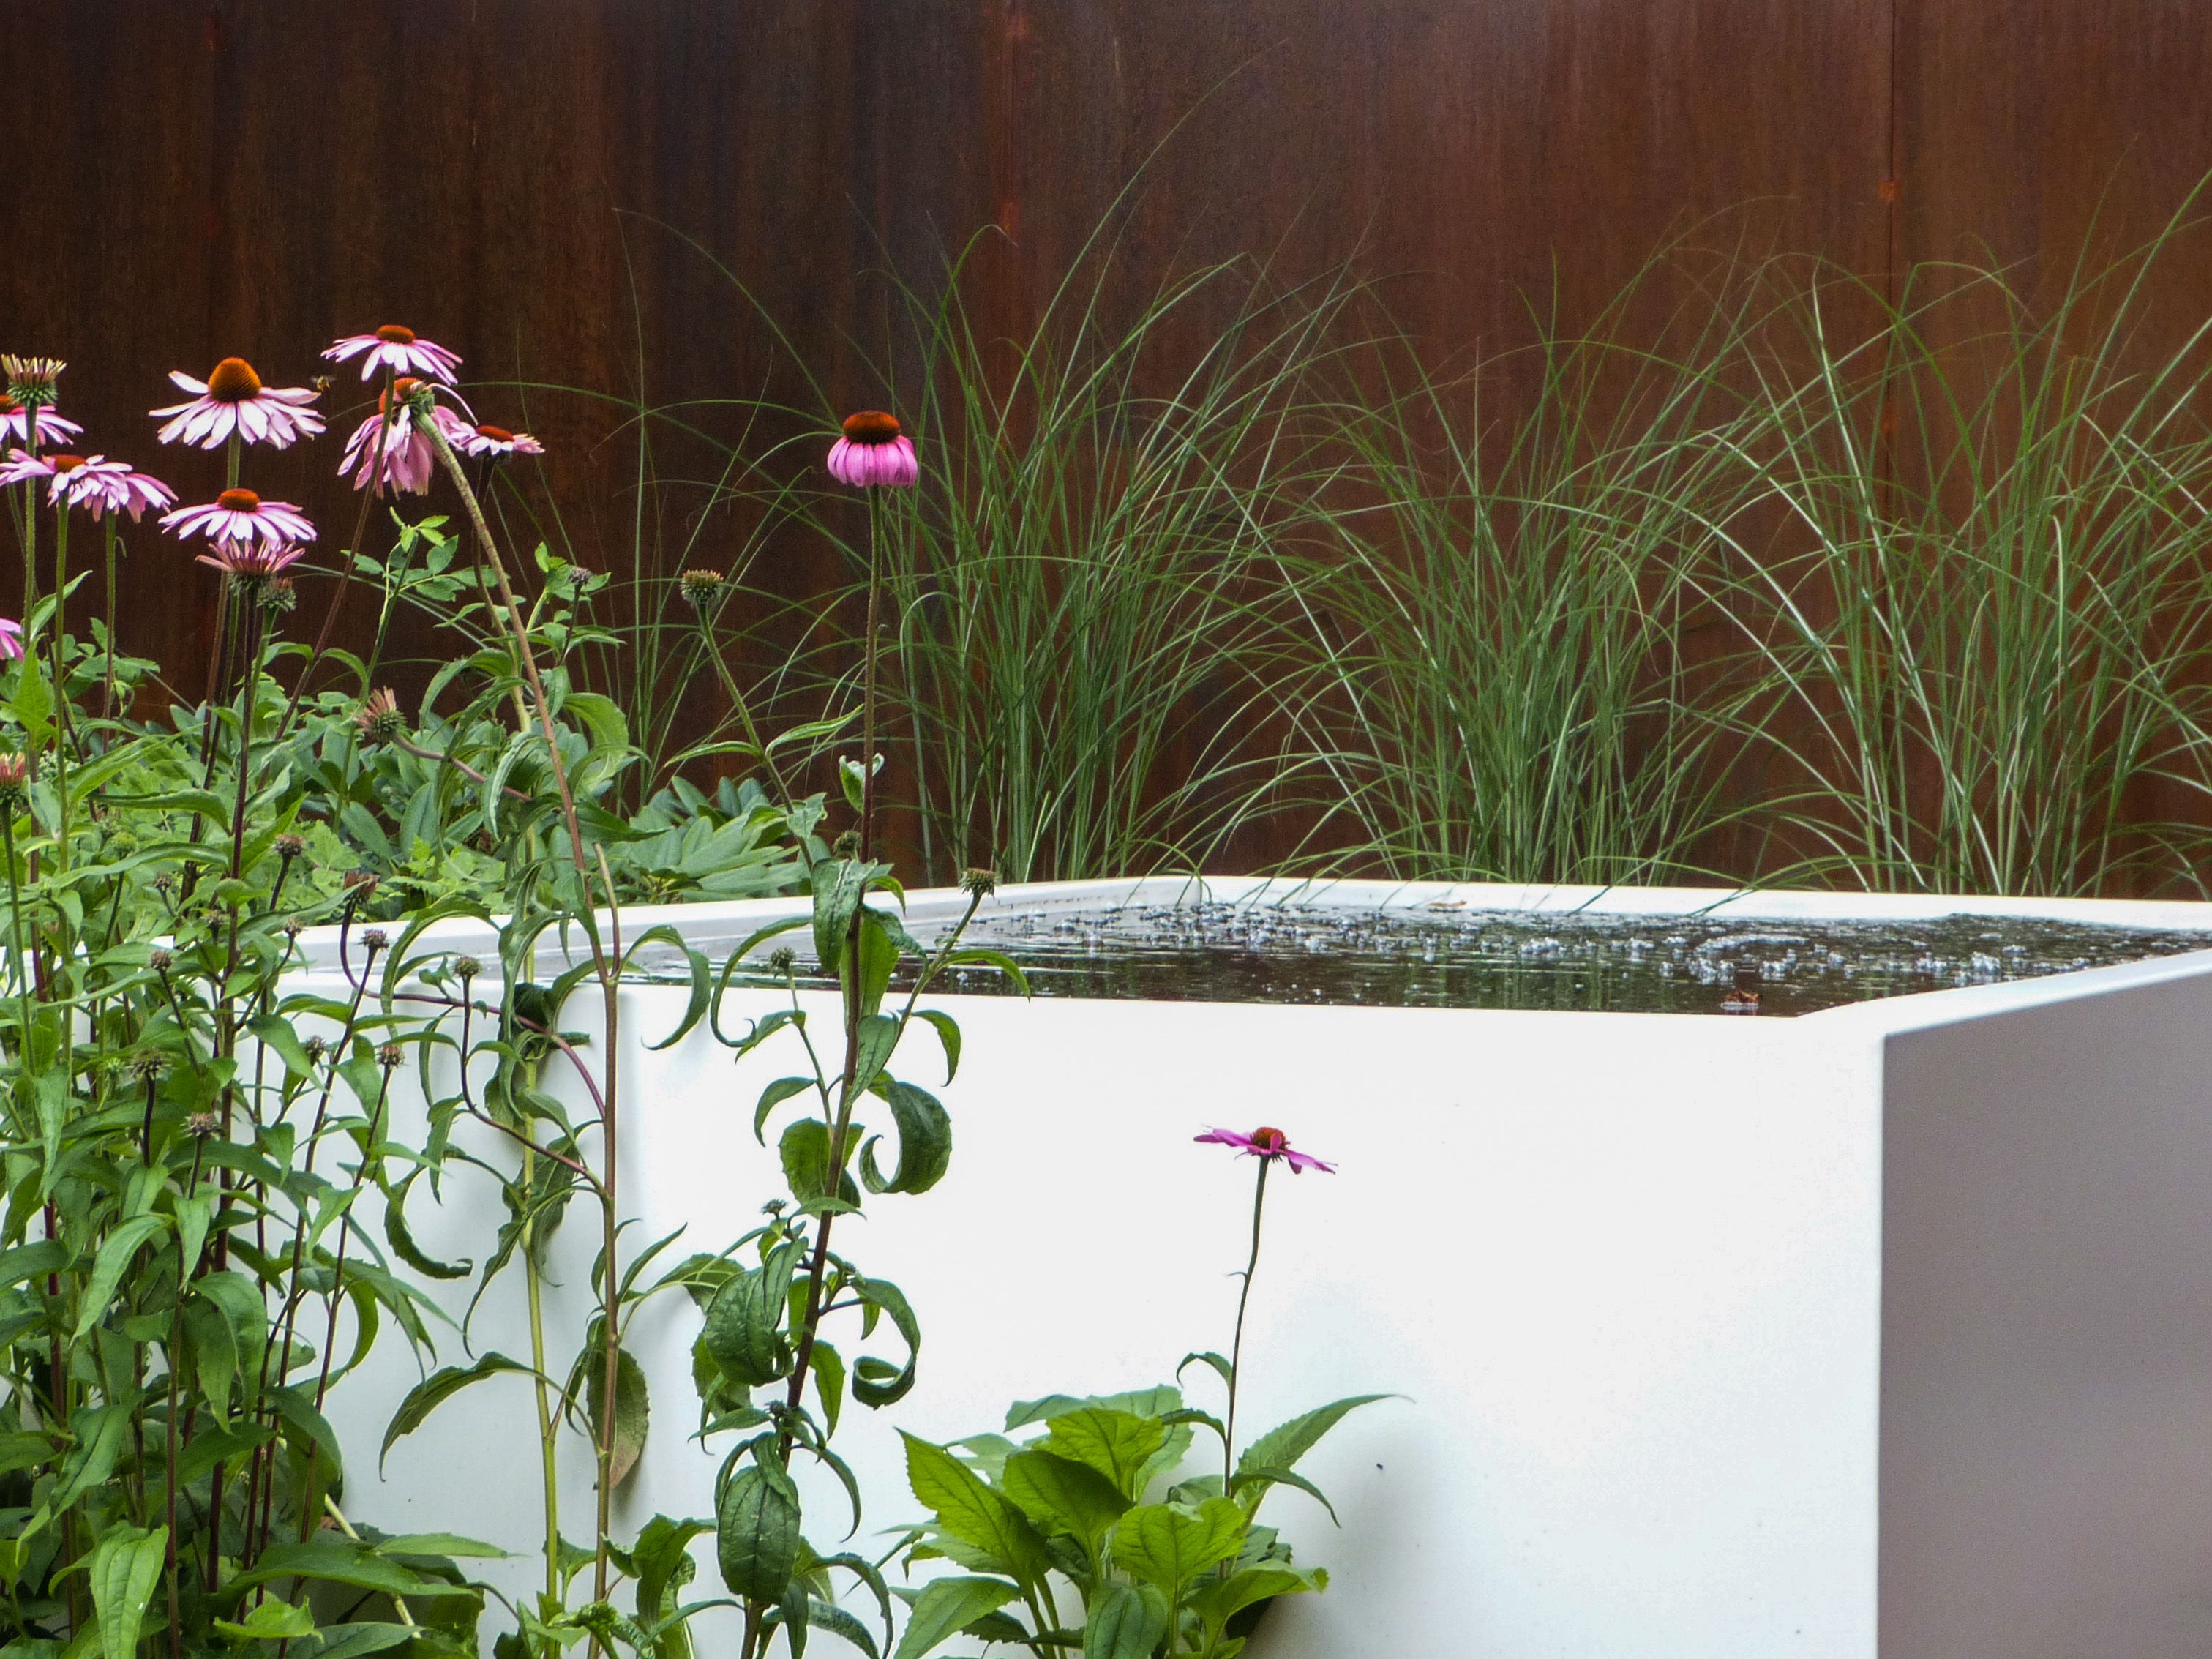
[5,1,2211,868]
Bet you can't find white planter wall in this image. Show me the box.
[304,880,2212,1659]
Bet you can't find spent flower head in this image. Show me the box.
[355,688,405,745]
[960,866,999,899]
[186,1112,222,1140]
[1,356,64,408]
[360,927,389,954]
[679,568,727,610]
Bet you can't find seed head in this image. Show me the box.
[185,1112,221,1139]
[151,872,179,894]
[147,948,174,973]
[1,355,64,408]
[282,916,304,939]
[959,866,999,899]
[678,568,727,611]
[360,927,389,953]
[766,945,797,975]
[342,869,380,899]
[377,1042,403,1069]
[203,356,264,402]
[355,688,405,745]
[127,1049,167,1082]
[454,955,482,981]
[274,832,305,858]
[301,1035,329,1061]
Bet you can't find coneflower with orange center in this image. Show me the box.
[151,355,326,449]
[161,487,316,551]
[322,323,462,386]
[825,409,918,488]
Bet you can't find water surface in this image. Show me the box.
[646,902,2212,1017]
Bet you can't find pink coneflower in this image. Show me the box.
[323,323,462,386]
[0,449,71,492]
[151,356,326,450]
[456,422,544,460]
[0,619,21,662]
[60,457,177,521]
[195,541,307,582]
[0,397,80,448]
[1194,1126,1335,1174]
[826,410,918,488]
[161,487,316,551]
[338,380,471,495]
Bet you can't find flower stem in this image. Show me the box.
[1224,1156,1271,1493]
[522,1146,562,1603]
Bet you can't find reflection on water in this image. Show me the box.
[626,901,2212,1017]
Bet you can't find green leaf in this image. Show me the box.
[1040,1408,1166,1500]
[1108,1499,1248,1592]
[890,1577,1019,1659]
[380,1353,535,1471]
[194,1272,271,1412]
[50,1405,131,1510]
[370,1533,509,1559]
[1227,1463,1341,1524]
[74,1215,167,1338]
[849,1277,919,1408]
[1235,1396,1390,1486]
[752,1078,814,1145]
[858,1082,950,1196]
[295,1625,415,1659]
[700,1243,795,1388]
[88,1525,167,1659]
[900,1436,1045,1580]
[911,1010,961,1083]
[1081,1584,1169,1659]
[779,1119,859,1208]
[999,1450,1130,1550]
[1183,1565,1321,1638]
[850,1015,900,1097]
[214,1598,317,1641]
[810,859,870,977]
[796,1599,879,1659]
[716,1461,801,1600]
[223,1539,476,1604]
[385,1179,471,1280]
[585,1344,651,1488]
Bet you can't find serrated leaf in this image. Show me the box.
[1109,1498,1248,1592]
[890,1576,1019,1659]
[1081,1583,1169,1659]
[1235,1395,1390,1486]
[1040,1408,1166,1500]
[901,1435,1046,1579]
